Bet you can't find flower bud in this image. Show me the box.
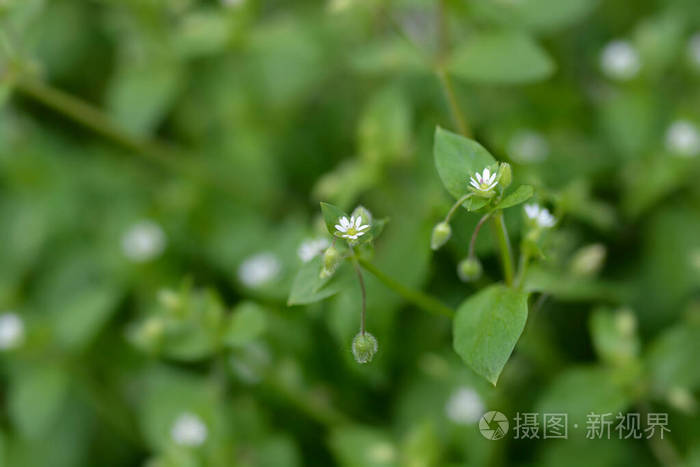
[430,222,452,250]
[457,257,482,282]
[352,332,378,364]
[497,162,512,189]
[351,205,373,226]
[320,245,341,279]
[569,243,606,277]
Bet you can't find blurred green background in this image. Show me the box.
[1,0,700,465]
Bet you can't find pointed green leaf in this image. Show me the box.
[320,202,348,236]
[434,127,496,211]
[448,31,555,85]
[453,285,529,385]
[223,301,268,348]
[287,256,353,305]
[493,185,534,210]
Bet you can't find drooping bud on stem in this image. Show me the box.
[320,245,341,278]
[352,331,378,364]
[431,222,452,250]
[457,257,482,282]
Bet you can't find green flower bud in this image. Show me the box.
[320,245,341,278]
[569,243,606,277]
[457,257,482,282]
[352,332,378,364]
[430,222,452,250]
[351,205,373,226]
[497,162,512,189]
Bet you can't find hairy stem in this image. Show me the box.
[357,258,454,318]
[492,210,515,286]
[349,249,367,335]
[444,193,474,223]
[469,213,492,258]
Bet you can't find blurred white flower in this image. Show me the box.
[665,120,700,157]
[445,387,485,424]
[221,0,244,8]
[600,40,641,80]
[688,33,700,68]
[508,130,549,163]
[335,216,369,241]
[297,237,330,263]
[121,220,166,262]
[0,312,24,350]
[524,204,556,228]
[469,167,498,193]
[367,442,396,463]
[238,252,281,287]
[171,412,207,447]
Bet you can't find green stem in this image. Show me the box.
[437,68,470,137]
[492,210,515,286]
[444,193,474,223]
[468,213,492,258]
[14,77,240,198]
[515,250,529,289]
[348,249,367,335]
[357,258,454,318]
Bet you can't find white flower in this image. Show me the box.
[600,40,641,80]
[508,130,549,163]
[334,216,369,241]
[171,412,207,447]
[238,252,281,287]
[469,167,498,193]
[445,387,485,425]
[297,237,330,263]
[688,33,700,69]
[524,203,556,228]
[0,312,24,350]
[665,120,700,158]
[121,220,166,263]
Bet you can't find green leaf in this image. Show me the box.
[453,285,529,385]
[287,255,353,306]
[536,366,630,428]
[471,0,599,33]
[320,202,348,236]
[589,308,640,366]
[53,285,121,350]
[223,301,267,348]
[8,364,70,438]
[493,185,534,210]
[646,320,700,392]
[448,31,555,85]
[328,425,396,467]
[433,127,496,211]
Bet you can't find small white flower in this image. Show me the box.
[445,387,485,425]
[334,216,370,241]
[469,167,498,193]
[297,237,330,263]
[688,33,700,69]
[524,203,556,228]
[600,40,641,80]
[171,412,207,447]
[121,220,166,263]
[238,252,281,287]
[508,130,549,163]
[0,312,24,350]
[665,120,700,158]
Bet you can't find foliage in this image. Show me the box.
[1,0,700,466]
